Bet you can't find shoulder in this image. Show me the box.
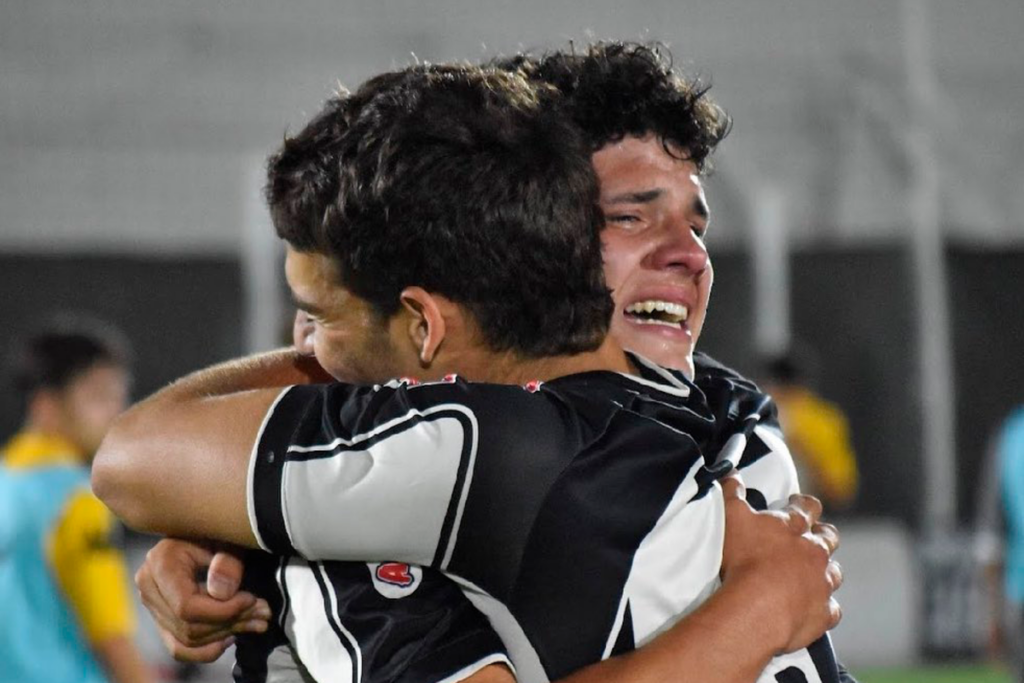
[54,487,115,541]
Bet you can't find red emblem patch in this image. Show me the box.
[375,562,415,587]
[524,379,543,393]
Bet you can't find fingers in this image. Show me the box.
[828,596,843,630]
[207,550,246,600]
[718,470,746,502]
[826,559,843,592]
[812,521,840,556]
[158,625,236,664]
[137,539,269,649]
[784,493,822,534]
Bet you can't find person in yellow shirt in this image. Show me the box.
[0,318,152,683]
[761,348,860,511]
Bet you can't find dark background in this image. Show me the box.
[2,245,1021,527]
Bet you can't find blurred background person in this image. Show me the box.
[978,406,1024,682]
[761,344,859,512]
[0,317,153,683]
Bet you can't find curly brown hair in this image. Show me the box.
[492,41,731,172]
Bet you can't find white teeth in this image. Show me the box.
[625,300,689,322]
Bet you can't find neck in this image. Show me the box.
[438,336,635,385]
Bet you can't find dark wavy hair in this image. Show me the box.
[493,41,732,172]
[266,64,613,357]
[11,315,131,401]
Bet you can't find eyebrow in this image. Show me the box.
[604,188,711,222]
[289,292,325,316]
[604,188,663,205]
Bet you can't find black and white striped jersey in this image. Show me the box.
[245,353,843,683]
[233,551,509,683]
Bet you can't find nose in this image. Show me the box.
[292,310,316,355]
[643,222,709,274]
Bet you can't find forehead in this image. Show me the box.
[284,248,339,300]
[65,363,129,393]
[591,135,704,197]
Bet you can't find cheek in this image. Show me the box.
[692,262,714,332]
[600,235,638,299]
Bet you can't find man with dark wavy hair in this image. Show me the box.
[105,47,848,683]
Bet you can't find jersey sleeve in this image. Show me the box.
[47,488,137,644]
[248,381,478,566]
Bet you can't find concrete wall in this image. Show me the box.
[3,0,1023,256]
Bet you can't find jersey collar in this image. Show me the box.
[616,352,693,399]
[1,431,84,469]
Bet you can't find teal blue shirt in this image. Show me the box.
[1000,407,1024,604]
[0,463,109,683]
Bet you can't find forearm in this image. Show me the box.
[92,635,154,683]
[92,351,318,545]
[557,576,778,683]
[159,348,331,400]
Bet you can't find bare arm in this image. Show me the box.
[92,635,154,683]
[92,349,328,545]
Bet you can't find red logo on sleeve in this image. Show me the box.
[375,562,415,587]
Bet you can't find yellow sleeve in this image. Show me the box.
[47,488,137,644]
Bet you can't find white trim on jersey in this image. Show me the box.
[759,647,827,683]
[274,404,478,566]
[248,386,295,552]
[624,353,692,397]
[434,653,516,683]
[749,423,801,505]
[602,457,725,658]
[279,558,361,683]
[447,575,550,683]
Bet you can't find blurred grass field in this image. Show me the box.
[855,665,1011,682]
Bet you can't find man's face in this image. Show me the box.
[56,363,129,456]
[594,135,714,379]
[285,247,404,384]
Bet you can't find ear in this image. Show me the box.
[26,389,62,429]
[398,287,448,365]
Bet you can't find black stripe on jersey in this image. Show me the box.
[609,601,634,657]
[691,456,736,502]
[310,560,360,683]
[807,633,843,683]
[252,388,313,555]
[280,407,473,465]
[776,668,809,683]
[737,424,774,470]
[507,409,706,679]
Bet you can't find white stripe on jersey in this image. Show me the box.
[759,647,826,683]
[603,458,724,657]
[448,576,550,683]
[279,558,361,683]
[280,404,478,565]
[744,424,801,506]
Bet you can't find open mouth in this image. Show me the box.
[624,300,689,329]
